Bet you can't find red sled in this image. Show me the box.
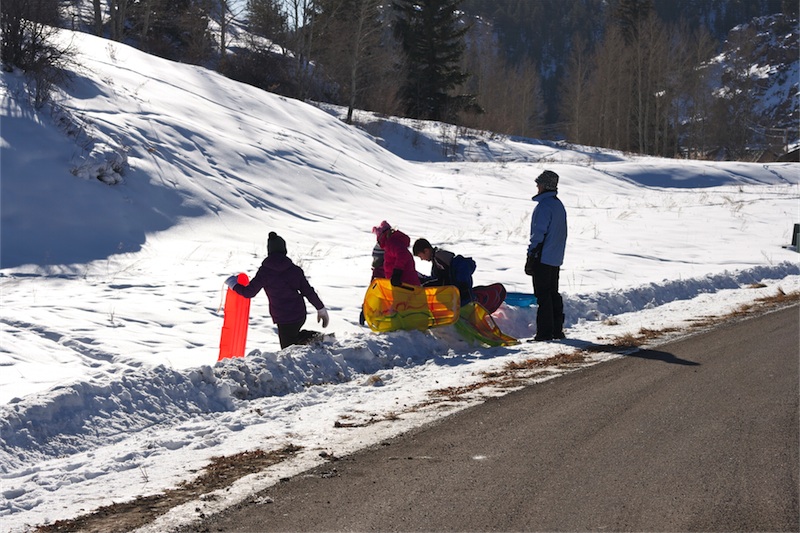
[218,273,251,360]
[472,283,506,314]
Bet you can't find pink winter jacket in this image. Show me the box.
[378,230,421,286]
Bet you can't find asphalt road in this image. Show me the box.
[195,305,799,532]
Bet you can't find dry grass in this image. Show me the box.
[334,410,401,428]
[684,287,798,330]
[423,350,590,405]
[601,288,799,348]
[504,351,587,370]
[605,326,682,347]
[36,445,301,533]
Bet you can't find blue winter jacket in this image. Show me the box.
[528,191,567,267]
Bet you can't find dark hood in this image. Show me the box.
[262,254,294,273]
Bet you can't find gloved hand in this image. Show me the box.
[224,275,238,289]
[525,243,543,275]
[390,268,403,287]
[524,254,537,276]
[317,307,330,328]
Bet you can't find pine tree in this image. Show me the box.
[392,0,477,122]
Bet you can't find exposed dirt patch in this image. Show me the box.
[35,445,301,533]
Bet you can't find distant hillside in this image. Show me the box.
[712,13,799,151]
[460,0,792,126]
[10,0,798,158]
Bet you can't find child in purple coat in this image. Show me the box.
[226,232,329,349]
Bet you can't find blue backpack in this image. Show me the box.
[451,255,476,287]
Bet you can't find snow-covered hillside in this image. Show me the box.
[714,13,799,148]
[0,29,798,532]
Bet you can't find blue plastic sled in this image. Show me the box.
[504,292,537,307]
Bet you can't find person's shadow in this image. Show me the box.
[625,348,700,366]
[561,339,700,366]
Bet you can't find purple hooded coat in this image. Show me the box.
[233,254,324,325]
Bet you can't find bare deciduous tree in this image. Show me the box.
[711,25,761,158]
[342,0,383,123]
[456,20,543,137]
[679,26,717,157]
[560,34,593,144]
[1,0,73,107]
[107,0,130,41]
[285,0,319,100]
[563,14,705,157]
[92,0,103,35]
[214,0,246,67]
[310,0,387,122]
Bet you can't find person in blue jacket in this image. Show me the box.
[525,170,567,341]
[225,232,329,349]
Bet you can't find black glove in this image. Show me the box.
[390,268,403,286]
[525,244,543,275]
[524,254,535,275]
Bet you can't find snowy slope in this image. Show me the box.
[0,29,798,532]
[717,13,799,141]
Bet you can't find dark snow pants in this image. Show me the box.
[277,318,318,349]
[531,262,564,340]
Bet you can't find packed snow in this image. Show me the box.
[1,29,798,532]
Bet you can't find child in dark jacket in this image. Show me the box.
[413,238,476,305]
[359,243,387,326]
[370,243,385,280]
[226,232,329,349]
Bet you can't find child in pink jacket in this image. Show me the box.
[372,221,420,287]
